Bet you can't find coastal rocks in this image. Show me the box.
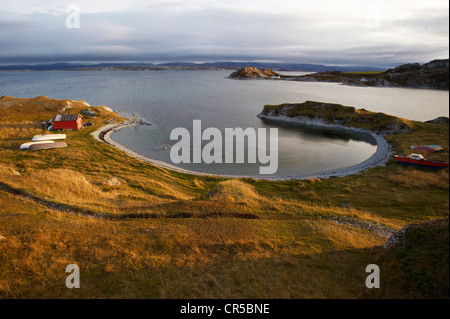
[128,112,151,125]
[81,109,100,117]
[384,217,449,249]
[370,78,392,87]
[100,106,114,113]
[425,117,449,124]
[258,59,449,90]
[256,101,395,179]
[423,59,449,69]
[259,101,356,119]
[257,106,328,126]
[228,67,280,79]
[381,59,449,90]
[258,101,413,134]
[384,121,413,134]
[364,58,449,90]
[136,119,151,125]
[391,63,422,72]
[384,224,411,248]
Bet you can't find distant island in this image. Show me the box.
[0,61,385,72]
[228,59,449,90]
[228,67,282,79]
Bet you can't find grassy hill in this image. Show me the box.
[260,100,414,132]
[0,96,448,298]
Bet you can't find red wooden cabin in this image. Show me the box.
[51,114,83,130]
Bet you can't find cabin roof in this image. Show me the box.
[52,114,80,122]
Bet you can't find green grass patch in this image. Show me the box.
[395,221,449,298]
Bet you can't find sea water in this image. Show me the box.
[1,70,448,177]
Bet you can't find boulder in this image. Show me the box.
[103,177,121,186]
[9,169,21,176]
[384,224,411,248]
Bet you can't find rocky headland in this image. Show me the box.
[228,67,281,79]
[229,59,449,89]
[257,100,414,134]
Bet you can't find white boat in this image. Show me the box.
[20,140,55,150]
[28,142,67,150]
[31,134,67,141]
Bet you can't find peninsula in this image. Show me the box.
[229,59,449,90]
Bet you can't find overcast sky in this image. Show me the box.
[0,0,448,67]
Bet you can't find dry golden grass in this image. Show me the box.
[387,121,449,162]
[0,95,87,123]
[0,163,19,176]
[206,179,260,204]
[388,167,449,189]
[0,96,448,298]
[0,189,389,298]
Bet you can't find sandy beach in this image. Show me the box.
[91,120,393,181]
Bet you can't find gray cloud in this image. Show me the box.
[0,1,448,67]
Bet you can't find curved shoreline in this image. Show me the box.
[91,120,393,181]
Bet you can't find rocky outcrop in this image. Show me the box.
[384,225,411,248]
[327,59,448,89]
[258,101,413,134]
[384,217,449,249]
[242,59,449,90]
[102,177,122,186]
[228,67,281,79]
[81,109,100,117]
[425,117,449,124]
[379,59,449,89]
[256,101,397,178]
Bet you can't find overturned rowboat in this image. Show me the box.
[20,140,55,150]
[410,145,443,152]
[28,142,67,150]
[394,153,449,169]
[31,134,67,141]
